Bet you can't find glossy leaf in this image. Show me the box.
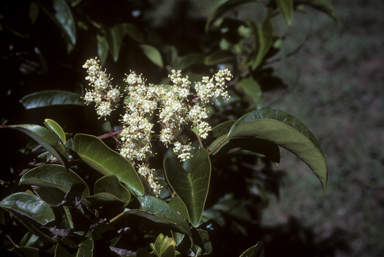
[44,119,66,144]
[205,0,256,32]
[138,196,191,235]
[164,149,211,227]
[73,133,144,196]
[110,209,193,243]
[177,53,205,71]
[20,164,90,197]
[228,109,327,192]
[38,0,76,45]
[0,193,54,224]
[97,34,109,65]
[204,50,235,66]
[86,193,127,209]
[3,125,67,165]
[55,237,94,257]
[296,0,340,25]
[34,187,66,206]
[169,195,191,222]
[195,229,212,255]
[239,241,264,257]
[237,79,263,108]
[94,175,131,203]
[275,0,293,27]
[19,90,84,109]
[140,44,163,68]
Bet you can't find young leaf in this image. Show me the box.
[2,124,67,166]
[228,109,328,192]
[19,90,84,109]
[19,164,90,197]
[239,241,264,257]
[164,149,211,227]
[275,0,293,27]
[73,133,145,196]
[140,44,164,68]
[44,119,66,144]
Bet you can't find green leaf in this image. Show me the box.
[34,187,66,206]
[44,119,66,144]
[205,0,256,32]
[211,120,236,140]
[176,53,205,71]
[19,232,39,247]
[275,0,293,27]
[237,79,263,108]
[0,193,56,243]
[209,137,280,166]
[228,109,327,192]
[107,24,124,62]
[3,124,67,166]
[0,193,54,224]
[110,209,193,243]
[248,18,273,70]
[14,247,40,257]
[296,0,340,25]
[164,149,211,227]
[94,175,131,203]
[195,229,212,255]
[73,134,144,196]
[123,23,144,42]
[212,194,252,222]
[29,2,39,24]
[138,196,191,236]
[140,44,163,68]
[54,237,94,257]
[38,0,76,45]
[204,50,235,66]
[19,90,84,109]
[169,195,191,222]
[239,241,264,257]
[19,164,90,197]
[97,34,109,65]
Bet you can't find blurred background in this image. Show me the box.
[1,0,383,256]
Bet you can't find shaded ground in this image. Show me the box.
[259,1,384,256]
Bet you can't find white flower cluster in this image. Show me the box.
[83,58,233,195]
[82,58,121,119]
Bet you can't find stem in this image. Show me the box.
[208,136,228,155]
[98,129,123,139]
